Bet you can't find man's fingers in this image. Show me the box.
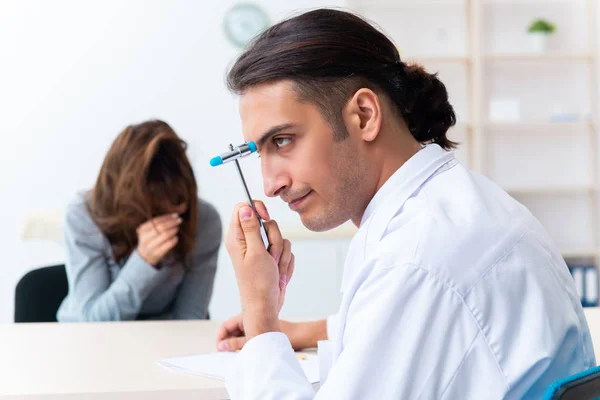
[278,239,292,288]
[278,285,287,313]
[264,220,283,262]
[252,200,270,221]
[217,336,247,352]
[228,203,250,245]
[216,326,243,343]
[227,201,270,243]
[216,315,244,343]
[278,253,293,312]
[287,254,295,285]
[238,206,266,251]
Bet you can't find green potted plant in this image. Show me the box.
[527,19,556,53]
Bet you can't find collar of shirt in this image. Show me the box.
[340,144,457,293]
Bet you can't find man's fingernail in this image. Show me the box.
[217,341,229,351]
[172,213,179,218]
[239,207,253,221]
[280,274,287,290]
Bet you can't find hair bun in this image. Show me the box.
[396,63,457,150]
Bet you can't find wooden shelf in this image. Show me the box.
[485,53,594,62]
[504,184,594,194]
[562,248,599,258]
[348,0,600,260]
[485,121,593,133]
[404,56,470,64]
[449,122,472,131]
[352,0,466,8]
[284,223,358,240]
[482,0,588,5]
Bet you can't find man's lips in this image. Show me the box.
[285,190,313,208]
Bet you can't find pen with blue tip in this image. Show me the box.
[210,141,269,249]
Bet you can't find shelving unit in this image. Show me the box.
[561,248,600,258]
[346,0,600,263]
[404,56,471,64]
[485,121,594,132]
[504,184,595,194]
[485,53,595,61]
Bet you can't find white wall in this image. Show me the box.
[0,0,346,323]
[355,0,600,254]
[2,0,598,324]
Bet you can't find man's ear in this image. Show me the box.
[342,88,382,143]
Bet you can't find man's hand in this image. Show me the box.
[136,214,182,266]
[216,314,328,352]
[225,201,295,340]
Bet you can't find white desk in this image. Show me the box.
[4,309,600,399]
[0,320,228,399]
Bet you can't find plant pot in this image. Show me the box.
[529,32,549,53]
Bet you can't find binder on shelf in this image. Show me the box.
[567,263,599,307]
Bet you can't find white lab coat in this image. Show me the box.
[226,144,595,399]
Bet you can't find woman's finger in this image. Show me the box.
[154,216,182,233]
[146,226,179,248]
[153,235,179,259]
[138,214,180,234]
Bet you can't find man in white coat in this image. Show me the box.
[216,8,595,399]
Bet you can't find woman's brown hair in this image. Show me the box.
[87,120,198,267]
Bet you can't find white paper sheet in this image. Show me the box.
[158,352,320,384]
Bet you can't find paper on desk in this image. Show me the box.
[158,352,320,384]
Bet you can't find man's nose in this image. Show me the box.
[262,158,292,198]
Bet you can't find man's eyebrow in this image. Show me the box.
[256,123,297,148]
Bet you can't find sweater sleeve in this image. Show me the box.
[57,195,170,322]
[171,200,222,319]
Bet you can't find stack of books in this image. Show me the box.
[568,263,599,307]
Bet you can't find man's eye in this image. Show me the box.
[274,137,292,148]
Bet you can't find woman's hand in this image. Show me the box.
[136,214,182,266]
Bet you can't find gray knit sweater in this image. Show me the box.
[57,192,222,322]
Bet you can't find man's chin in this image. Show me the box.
[299,213,347,232]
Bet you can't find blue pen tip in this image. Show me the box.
[209,156,223,167]
[247,141,257,153]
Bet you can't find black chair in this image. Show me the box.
[544,365,600,400]
[14,264,68,323]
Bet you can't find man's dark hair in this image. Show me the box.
[227,8,457,149]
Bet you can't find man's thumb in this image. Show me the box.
[239,206,263,248]
[217,336,247,352]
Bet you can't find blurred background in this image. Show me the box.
[1,0,599,324]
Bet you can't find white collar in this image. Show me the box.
[340,144,457,293]
[360,144,451,227]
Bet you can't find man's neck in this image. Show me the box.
[351,136,423,227]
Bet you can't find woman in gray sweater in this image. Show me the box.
[57,120,221,322]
